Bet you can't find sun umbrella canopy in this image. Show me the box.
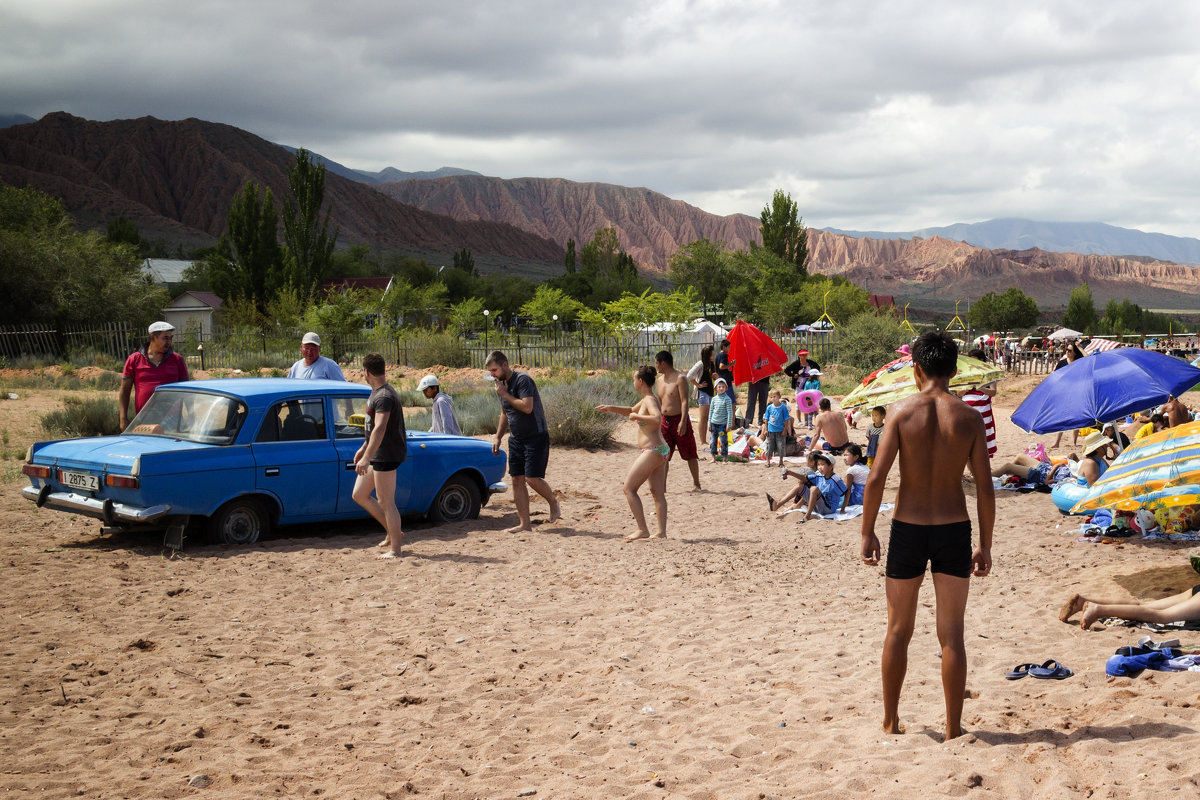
[1011,349,1200,434]
[841,355,1004,410]
[726,320,789,385]
[1071,420,1200,513]
[1083,338,1122,355]
[1048,327,1083,341]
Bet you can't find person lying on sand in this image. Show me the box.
[1061,585,1200,630]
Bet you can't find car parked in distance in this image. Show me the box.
[22,379,506,546]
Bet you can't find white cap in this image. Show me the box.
[418,374,440,391]
[148,321,175,334]
[301,332,321,346]
[808,368,823,376]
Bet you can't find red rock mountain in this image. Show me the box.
[382,175,1200,311]
[0,113,564,272]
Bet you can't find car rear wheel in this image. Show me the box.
[208,497,269,545]
[429,475,481,524]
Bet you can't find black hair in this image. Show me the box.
[845,443,863,459]
[485,350,509,367]
[870,405,886,416]
[718,339,730,349]
[818,398,831,410]
[363,352,386,376]
[968,348,986,361]
[635,365,656,387]
[654,350,673,366]
[912,331,958,378]
[700,343,714,369]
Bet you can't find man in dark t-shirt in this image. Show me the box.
[487,350,561,533]
[352,353,407,559]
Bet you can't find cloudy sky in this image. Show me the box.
[3,1,1200,236]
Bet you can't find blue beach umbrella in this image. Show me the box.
[1011,349,1200,434]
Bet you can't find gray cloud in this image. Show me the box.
[3,1,1200,235]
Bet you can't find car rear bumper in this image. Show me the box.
[488,481,507,496]
[21,485,172,525]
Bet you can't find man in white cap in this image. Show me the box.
[287,332,345,380]
[119,321,189,429]
[419,374,461,435]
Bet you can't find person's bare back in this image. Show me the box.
[812,403,849,448]
[888,390,980,525]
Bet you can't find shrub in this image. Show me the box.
[92,372,123,391]
[541,375,635,449]
[405,409,431,431]
[408,332,469,369]
[395,387,428,407]
[41,396,123,438]
[836,312,909,375]
[453,391,500,436]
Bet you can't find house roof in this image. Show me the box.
[143,259,196,284]
[167,290,224,310]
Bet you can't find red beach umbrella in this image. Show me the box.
[727,320,789,385]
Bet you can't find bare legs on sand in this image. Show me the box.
[1060,587,1200,630]
[622,449,668,541]
[353,467,404,559]
[506,475,561,533]
[883,573,971,741]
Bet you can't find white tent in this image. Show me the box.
[1047,327,1083,340]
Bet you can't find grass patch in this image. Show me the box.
[408,332,469,369]
[40,396,123,438]
[542,374,635,449]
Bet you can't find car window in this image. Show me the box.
[129,392,246,445]
[332,396,369,440]
[257,399,327,443]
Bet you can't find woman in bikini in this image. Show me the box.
[596,365,669,541]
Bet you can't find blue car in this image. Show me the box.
[21,379,507,546]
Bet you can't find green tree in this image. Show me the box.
[105,215,142,250]
[448,296,486,335]
[967,287,1040,331]
[758,189,808,275]
[837,312,909,373]
[668,238,734,319]
[1062,283,1098,333]
[302,288,374,346]
[520,285,585,327]
[473,273,537,318]
[564,238,577,273]
[0,183,166,327]
[281,148,338,294]
[452,247,477,277]
[209,182,284,308]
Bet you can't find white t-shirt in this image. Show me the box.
[287,356,345,381]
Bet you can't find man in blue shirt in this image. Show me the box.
[287,332,345,380]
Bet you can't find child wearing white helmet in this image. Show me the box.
[419,374,461,436]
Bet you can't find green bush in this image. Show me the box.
[836,312,909,374]
[92,372,123,391]
[453,392,500,436]
[408,332,469,369]
[541,375,635,449]
[65,347,123,371]
[405,409,431,431]
[395,387,428,407]
[41,396,123,438]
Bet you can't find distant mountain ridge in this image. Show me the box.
[825,218,1200,266]
[0,113,563,274]
[279,145,481,186]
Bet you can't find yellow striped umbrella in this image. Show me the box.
[841,355,1004,410]
[1071,420,1200,513]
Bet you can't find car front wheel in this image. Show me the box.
[208,498,269,545]
[429,475,481,524]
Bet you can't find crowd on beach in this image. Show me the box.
[112,320,1200,741]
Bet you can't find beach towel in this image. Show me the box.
[778,502,894,521]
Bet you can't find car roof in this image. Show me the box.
[158,378,370,404]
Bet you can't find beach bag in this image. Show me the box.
[1153,504,1200,535]
[728,436,751,459]
[1025,443,1049,463]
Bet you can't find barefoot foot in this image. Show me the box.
[505,523,534,533]
[1079,601,1104,630]
[547,498,562,524]
[376,549,403,559]
[1059,593,1085,623]
[882,719,905,735]
[623,531,650,542]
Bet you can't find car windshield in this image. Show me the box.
[127,390,247,445]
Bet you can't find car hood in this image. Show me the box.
[31,435,211,471]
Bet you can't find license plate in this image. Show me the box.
[61,470,99,492]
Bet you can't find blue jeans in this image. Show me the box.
[710,424,728,457]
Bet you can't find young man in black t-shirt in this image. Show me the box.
[487,350,561,533]
[352,353,407,558]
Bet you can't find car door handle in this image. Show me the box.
[264,467,280,477]
[344,461,356,470]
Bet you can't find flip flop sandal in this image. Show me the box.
[1028,659,1073,679]
[1005,663,1040,680]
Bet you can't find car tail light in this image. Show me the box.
[22,464,51,479]
[105,475,140,489]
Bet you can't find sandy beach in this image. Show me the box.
[2,376,1199,799]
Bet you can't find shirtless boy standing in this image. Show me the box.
[859,331,995,742]
[654,350,702,491]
